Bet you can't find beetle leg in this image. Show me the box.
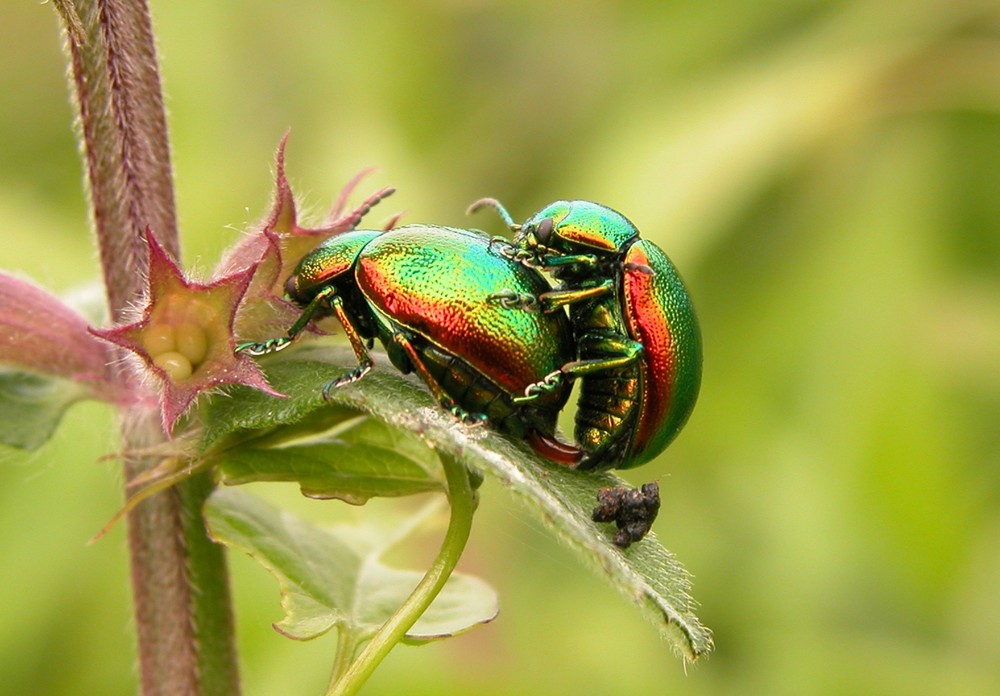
[235,286,336,356]
[537,253,600,269]
[391,332,488,427]
[488,239,544,269]
[487,289,540,311]
[490,279,614,315]
[515,332,642,404]
[558,332,643,376]
[322,295,375,397]
[512,370,565,404]
[535,278,613,312]
[487,236,517,257]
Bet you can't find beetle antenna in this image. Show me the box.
[467,197,519,231]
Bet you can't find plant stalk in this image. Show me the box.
[327,454,478,696]
[56,1,239,694]
[326,629,361,692]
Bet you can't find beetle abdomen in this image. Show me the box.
[574,365,641,469]
[420,344,558,437]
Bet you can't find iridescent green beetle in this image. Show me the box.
[470,199,702,471]
[236,225,579,461]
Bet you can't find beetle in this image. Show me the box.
[469,199,702,471]
[236,225,581,463]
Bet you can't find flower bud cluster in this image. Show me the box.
[1,137,396,438]
[144,321,210,381]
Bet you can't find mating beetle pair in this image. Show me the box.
[236,201,701,545]
[471,200,702,471]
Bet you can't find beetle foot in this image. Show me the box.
[487,236,517,256]
[235,337,291,356]
[513,370,564,403]
[441,398,489,427]
[488,289,540,312]
[458,410,489,427]
[592,482,661,549]
[322,363,373,399]
[489,238,542,266]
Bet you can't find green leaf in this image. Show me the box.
[0,369,87,450]
[216,416,445,503]
[202,350,362,450]
[205,347,713,661]
[204,487,497,642]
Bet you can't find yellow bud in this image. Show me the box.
[176,323,209,366]
[143,324,176,356]
[154,351,193,381]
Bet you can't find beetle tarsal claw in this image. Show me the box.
[514,370,564,403]
[440,398,488,426]
[235,338,290,356]
[492,235,542,268]
[488,289,540,311]
[323,363,373,398]
[512,250,544,270]
[488,236,517,257]
[460,411,489,427]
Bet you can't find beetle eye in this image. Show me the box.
[535,217,554,246]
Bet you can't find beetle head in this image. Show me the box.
[519,200,639,257]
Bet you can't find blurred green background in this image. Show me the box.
[3,1,1000,694]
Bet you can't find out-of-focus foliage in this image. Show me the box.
[2,1,999,694]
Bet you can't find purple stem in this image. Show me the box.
[56,2,240,694]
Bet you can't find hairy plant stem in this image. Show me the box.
[56,2,239,694]
[327,454,478,696]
